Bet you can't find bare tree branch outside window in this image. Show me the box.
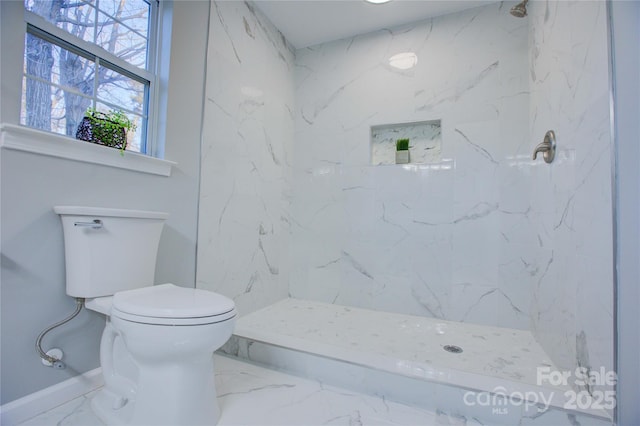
[22,0,151,153]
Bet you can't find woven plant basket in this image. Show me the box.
[76,115,127,150]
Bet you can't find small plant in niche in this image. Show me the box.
[76,107,137,155]
[395,138,410,164]
[396,138,410,151]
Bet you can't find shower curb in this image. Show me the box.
[222,333,612,426]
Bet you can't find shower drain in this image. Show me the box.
[443,344,463,354]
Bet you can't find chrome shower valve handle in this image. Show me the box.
[533,130,556,164]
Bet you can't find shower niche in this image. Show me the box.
[370,120,442,165]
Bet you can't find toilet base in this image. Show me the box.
[92,317,226,425]
[91,387,135,425]
[91,372,221,426]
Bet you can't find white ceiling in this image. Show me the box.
[253,1,498,49]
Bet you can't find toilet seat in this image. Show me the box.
[112,283,237,326]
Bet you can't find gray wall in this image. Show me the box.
[611,1,640,423]
[0,1,208,404]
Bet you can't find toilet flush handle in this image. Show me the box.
[73,219,103,229]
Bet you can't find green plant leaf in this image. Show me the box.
[396,138,410,151]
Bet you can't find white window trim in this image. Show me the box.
[0,123,174,177]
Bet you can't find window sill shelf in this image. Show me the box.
[0,124,175,177]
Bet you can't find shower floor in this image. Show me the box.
[235,298,554,388]
[231,298,611,423]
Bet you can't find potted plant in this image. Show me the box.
[76,107,136,154]
[395,138,410,164]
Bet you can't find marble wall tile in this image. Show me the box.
[290,3,532,329]
[197,1,295,316]
[527,0,614,403]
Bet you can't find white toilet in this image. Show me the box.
[54,206,236,426]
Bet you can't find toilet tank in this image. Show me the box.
[54,206,169,298]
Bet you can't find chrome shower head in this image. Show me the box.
[510,0,528,17]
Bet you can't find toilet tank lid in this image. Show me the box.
[53,206,169,220]
[113,283,236,318]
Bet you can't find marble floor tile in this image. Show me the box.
[18,390,103,426]
[18,355,446,426]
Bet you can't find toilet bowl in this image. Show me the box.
[91,284,236,426]
[54,206,237,425]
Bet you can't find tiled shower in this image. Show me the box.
[197,0,613,423]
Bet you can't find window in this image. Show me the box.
[21,0,158,154]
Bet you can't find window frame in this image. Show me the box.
[21,1,162,157]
